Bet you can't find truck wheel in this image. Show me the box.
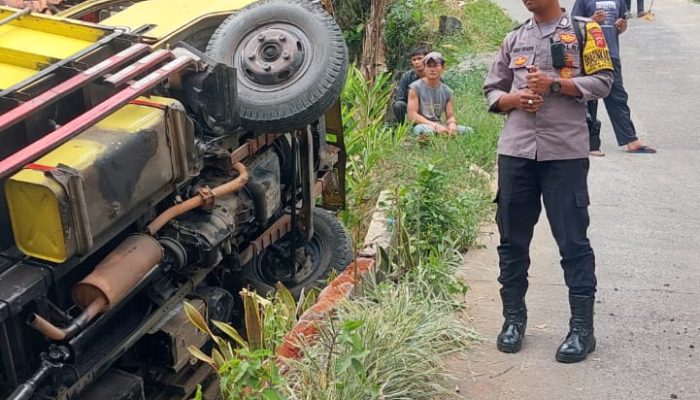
[242,208,353,297]
[206,0,348,133]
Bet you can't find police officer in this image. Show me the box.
[483,0,613,363]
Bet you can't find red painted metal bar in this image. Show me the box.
[103,49,174,87]
[0,43,151,132]
[0,55,196,180]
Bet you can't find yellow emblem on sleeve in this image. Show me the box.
[582,22,613,75]
[514,56,528,66]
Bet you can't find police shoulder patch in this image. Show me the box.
[582,21,613,75]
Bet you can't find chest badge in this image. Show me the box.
[514,56,528,66]
[560,67,574,79]
[559,33,577,44]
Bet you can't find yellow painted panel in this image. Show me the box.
[4,96,176,263]
[102,0,257,40]
[94,97,176,131]
[0,63,35,88]
[5,176,68,263]
[0,25,93,60]
[0,7,107,42]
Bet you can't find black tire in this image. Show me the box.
[206,0,348,133]
[241,208,353,297]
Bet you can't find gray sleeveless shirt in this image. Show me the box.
[409,79,453,123]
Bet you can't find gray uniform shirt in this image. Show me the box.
[484,14,614,161]
[409,79,453,123]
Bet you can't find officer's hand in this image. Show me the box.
[525,68,554,95]
[615,18,627,33]
[515,90,543,113]
[592,10,606,23]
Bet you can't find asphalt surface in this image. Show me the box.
[452,1,700,399]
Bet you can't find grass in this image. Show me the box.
[459,0,519,54]
[346,0,515,243]
[289,2,516,397]
[286,278,476,399]
[198,2,515,399]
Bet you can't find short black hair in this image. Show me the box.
[409,46,430,58]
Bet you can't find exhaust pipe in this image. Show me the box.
[29,234,163,340]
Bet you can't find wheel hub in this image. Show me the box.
[241,26,306,86]
[256,233,324,287]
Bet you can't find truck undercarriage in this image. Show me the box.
[0,1,349,398]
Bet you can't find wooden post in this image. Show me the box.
[359,0,388,82]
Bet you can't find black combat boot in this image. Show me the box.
[556,294,596,363]
[496,288,527,353]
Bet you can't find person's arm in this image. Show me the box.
[525,66,612,100]
[407,88,433,125]
[615,0,628,34]
[484,37,515,113]
[445,99,458,134]
[394,72,411,102]
[526,67,583,97]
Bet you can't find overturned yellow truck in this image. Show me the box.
[0,1,349,399]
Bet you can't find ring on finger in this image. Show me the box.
[527,99,534,105]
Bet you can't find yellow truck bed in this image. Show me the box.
[0,7,110,89]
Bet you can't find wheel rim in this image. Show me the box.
[254,231,327,288]
[236,23,312,92]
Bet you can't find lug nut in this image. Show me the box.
[257,33,265,41]
[263,63,272,71]
[282,52,290,60]
[248,53,256,60]
[278,34,286,42]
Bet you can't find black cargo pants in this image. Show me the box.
[495,155,597,297]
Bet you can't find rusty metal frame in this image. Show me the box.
[0,55,197,180]
[238,170,333,266]
[230,133,280,164]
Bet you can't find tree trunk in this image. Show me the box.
[360,0,388,81]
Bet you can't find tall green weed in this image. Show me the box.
[340,65,407,242]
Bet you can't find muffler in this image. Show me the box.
[29,234,163,340]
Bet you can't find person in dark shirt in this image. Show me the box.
[392,46,429,122]
[572,0,656,154]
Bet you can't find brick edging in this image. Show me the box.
[275,190,392,364]
[275,257,375,360]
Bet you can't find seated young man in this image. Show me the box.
[392,46,429,122]
[407,52,472,136]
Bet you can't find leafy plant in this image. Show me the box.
[184,284,310,400]
[341,65,406,241]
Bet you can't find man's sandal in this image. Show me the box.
[626,145,656,154]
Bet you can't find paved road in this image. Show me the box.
[453,1,700,399]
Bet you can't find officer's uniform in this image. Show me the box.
[483,14,613,298]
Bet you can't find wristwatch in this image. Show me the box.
[550,79,562,94]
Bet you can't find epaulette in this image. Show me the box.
[512,18,531,31]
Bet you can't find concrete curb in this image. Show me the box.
[276,191,394,362]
